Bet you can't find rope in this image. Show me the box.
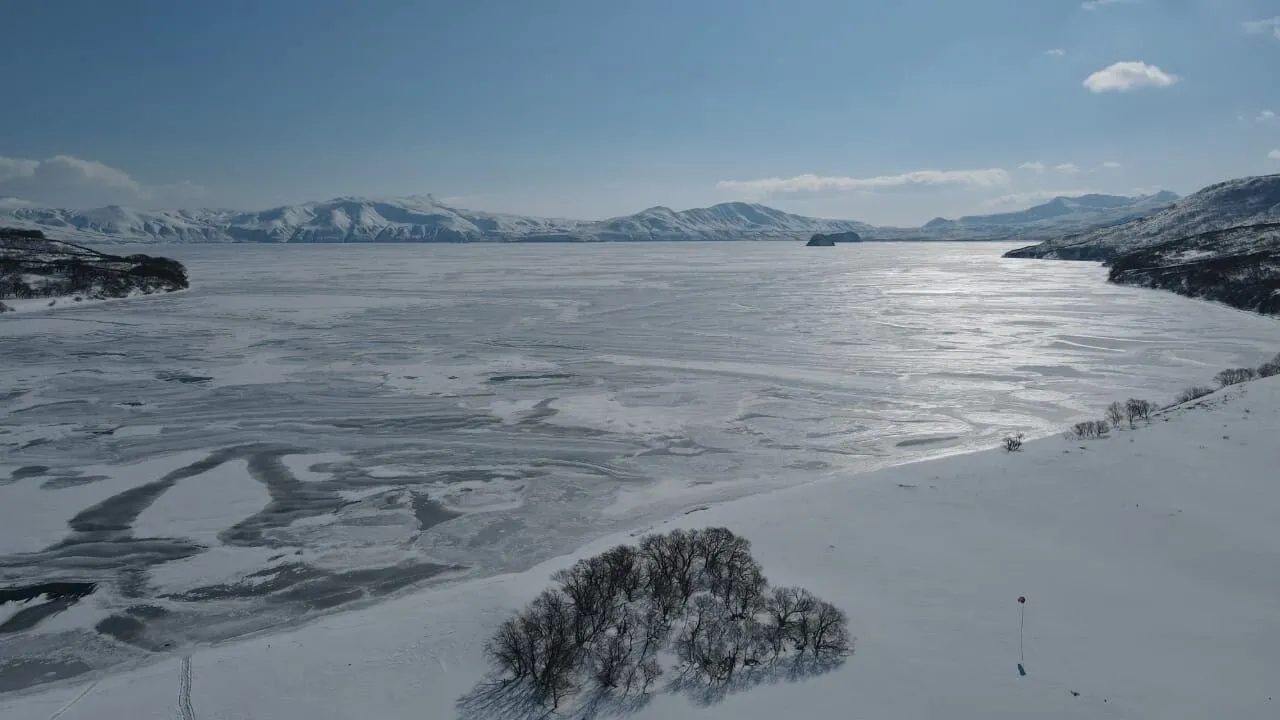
[1019,604,1026,664]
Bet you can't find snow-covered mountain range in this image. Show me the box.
[916,191,1179,239]
[0,191,1176,244]
[1006,174,1280,260]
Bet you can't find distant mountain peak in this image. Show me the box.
[1006,173,1280,261]
[0,186,1189,244]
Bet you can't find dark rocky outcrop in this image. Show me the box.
[1106,223,1280,314]
[807,231,861,246]
[0,228,188,306]
[1005,173,1280,315]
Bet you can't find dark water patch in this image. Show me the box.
[1014,364,1086,378]
[516,398,560,425]
[0,582,96,633]
[327,414,500,433]
[156,371,213,384]
[0,581,96,605]
[12,400,90,414]
[339,514,406,528]
[469,517,525,548]
[412,493,462,531]
[11,465,48,479]
[95,615,149,647]
[169,563,324,602]
[0,389,28,404]
[68,448,236,534]
[2,538,205,576]
[279,584,364,611]
[0,598,82,633]
[487,373,574,383]
[895,435,960,448]
[276,562,455,610]
[220,451,346,547]
[41,473,110,489]
[0,659,92,693]
[125,604,169,619]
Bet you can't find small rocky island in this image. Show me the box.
[806,230,862,246]
[0,228,188,313]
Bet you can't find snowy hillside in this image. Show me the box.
[1006,174,1280,260]
[1107,222,1280,314]
[5,369,1279,720]
[0,193,1176,245]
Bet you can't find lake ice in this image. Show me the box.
[1,241,1276,691]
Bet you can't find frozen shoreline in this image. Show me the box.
[4,375,1279,719]
[0,286,188,316]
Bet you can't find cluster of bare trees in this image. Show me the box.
[1069,398,1155,440]
[1169,355,1279,407]
[485,527,850,709]
[1259,354,1280,378]
[1174,386,1215,404]
[1070,419,1110,439]
[1215,367,1258,388]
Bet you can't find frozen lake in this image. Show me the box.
[1,241,1276,691]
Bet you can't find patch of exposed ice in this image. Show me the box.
[131,459,270,545]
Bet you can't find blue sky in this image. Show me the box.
[1,0,1278,225]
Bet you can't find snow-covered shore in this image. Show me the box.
[4,375,1279,719]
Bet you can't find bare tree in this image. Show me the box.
[1124,399,1154,427]
[486,615,536,681]
[1257,353,1280,378]
[640,529,703,614]
[587,607,637,690]
[1002,433,1024,452]
[554,556,617,646]
[676,596,730,684]
[1072,420,1109,439]
[764,586,814,658]
[808,601,851,658]
[1105,401,1126,428]
[1215,368,1257,388]
[599,544,644,603]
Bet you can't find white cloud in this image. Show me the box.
[1269,150,1280,161]
[717,168,1011,196]
[1243,17,1280,40]
[0,157,40,184]
[1100,161,1123,169]
[1055,163,1081,174]
[1082,0,1137,10]
[982,189,1098,208]
[0,154,205,208]
[1018,161,1046,172]
[1045,48,1066,57]
[1083,61,1178,92]
[1258,110,1277,122]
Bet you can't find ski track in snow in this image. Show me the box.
[177,656,195,720]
